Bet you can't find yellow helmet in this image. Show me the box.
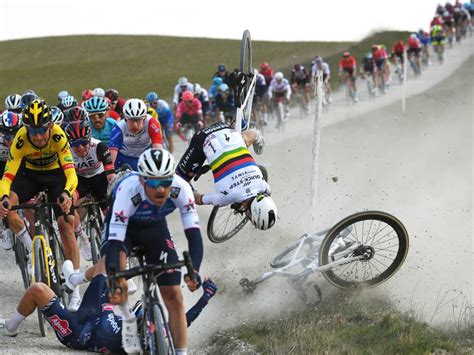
[147,107,158,119]
[23,99,52,128]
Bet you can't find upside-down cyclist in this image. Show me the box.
[176,117,277,231]
[338,51,359,102]
[145,92,175,153]
[101,148,203,354]
[109,98,163,170]
[0,257,218,354]
[0,99,82,311]
[64,119,115,261]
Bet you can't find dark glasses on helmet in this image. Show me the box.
[70,138,89,147]
[143,178,173,188]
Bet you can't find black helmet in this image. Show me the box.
[23,99,52,128]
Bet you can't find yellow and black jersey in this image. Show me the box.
[0,124,78,198]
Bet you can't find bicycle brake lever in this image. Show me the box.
[183,251,196,282]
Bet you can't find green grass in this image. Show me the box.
[205,289,472,354]
[0,31,408,105]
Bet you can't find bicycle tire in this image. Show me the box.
[207,205,250,243]
[152,303,172,355]
[33,238,48,337]
[88,211,102,265]
[14,240,30,290]
[239,30,253,75]
[319,211,409,289]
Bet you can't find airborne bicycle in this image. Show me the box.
[240,211,409,306]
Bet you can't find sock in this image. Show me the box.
[118,302,135,322]
[176,349,187,355]
[16,227,32,252]
[70,271,87,287]
[6,311,25,332]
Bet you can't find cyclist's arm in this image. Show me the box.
[0,135,24,199]
[96,142,116,182]
[57,139,78,198]
[108,125,123,165]
[201,190,244,207]
[148,117,163,148]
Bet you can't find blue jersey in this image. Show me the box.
[91,117,117,146]
[156,99,174,134]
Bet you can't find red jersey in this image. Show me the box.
[392,42,405,54]
[108,110,121,121]
[176,99,202,120]
[259,68,274,85]
[407,37,421,49]
[430,17,443,27]
[339,56,357,70]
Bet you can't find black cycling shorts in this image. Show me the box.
[77,172,109,209]
[11,168,68,217]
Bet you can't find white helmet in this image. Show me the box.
[5,94,22,110]
[274,72,284,81]
[123,98,147,120]
[250,194,278,230]
[178,77,189,86]
[57,90,69,101]
[193,83,202,96]
[138,148,175,178]
[93,87,105,97]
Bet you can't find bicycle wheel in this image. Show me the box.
[33,238,48,337]
[88,209,102,265]
[207,205,250,243]
[239,30,253,75]
[319,211,409,289]
[14,240,31,290]
[152,303,172,355]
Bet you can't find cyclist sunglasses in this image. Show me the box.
[27,126,49,135]
[70,138,89,147]
[143,178,173,188]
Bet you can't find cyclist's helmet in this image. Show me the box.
[57,90,69,101]
[409,34,417,39]
[182,91,194,102]
[0,111,22,136]
[145,91,159,104]
[65,119,91,141]
[61,95,78,110]
[105,89,119,102]
[343,51,350,57]
[294,64,301,71]
[218,63,226,72]
[371,44,379,51]
[4,94,22,112]
[21,93,38,109]
[365,52,373,59]
[250,194,278,230]
[83,96,109,114]
[274,72,284,81]
[23,90,37,97]
[93,87,105,97]
[219,83,230,93]
[64,106,89,124]
[260,62,269,70]
[178,77,189,86]
[81,89,94,101]
[23,99,52,128]
[315,56,323,64]
[137,148,175,178]
[123,98,147,120]
[192,83,202,96]
[50,106,64,125]
[212,77,223,87]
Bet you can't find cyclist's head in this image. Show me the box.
[192,83,202,96]
[65,120,92,155]
[138,148,175,206]
[343,51,350,58]
[21,93,38,109]
[63,106,89,126]
[145,91,159,108]
[217,63,226,72]
[294,64,301,71]
[409,34,417,40]
[4,94,23,113]
[0,111,22,144]
[105,89,119,103]
[260,62,269,70]
[50,106,64,126]
[123,98,148,133]
[250,194,278,230]
[371,44,379,51]
[218,83,230,95]
[84,96,109,129]
[57,90,69,101]
[182,91,194,102]
[212,77,223,87]
[314,56,323,65]
[365,52,373,59]
[178,77,189,87]
[61,95,78,110]
[93,87,105,97]
[23,99,53,147]
[81,89,94,101]
[274,72,284,82]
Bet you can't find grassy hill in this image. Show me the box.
[0,31,408,105]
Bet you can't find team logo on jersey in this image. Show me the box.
[114,210,127,223]
[131,193,142,207]
[184,198,195,211]
[15,138,24,150]
[52,134,62,143]
[170,187,181,198]
[48,315,72,338]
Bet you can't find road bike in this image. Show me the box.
[9,192,70,336]
[273,96,287,132]
[110,248,195,355]
[240,211,409,306]
[340,72,358,104]
[75,196,105,265]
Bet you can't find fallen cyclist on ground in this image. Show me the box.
[176,118,278,231]
[0,258,218,354]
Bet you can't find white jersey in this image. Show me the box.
[71,138,107,178]
[268,78,292,100]
[108,173,200,242]
[200,127,270,207]
[173,83,194,106]
[311,62,330,77]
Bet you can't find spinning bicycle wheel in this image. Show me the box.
[319,211,409,288]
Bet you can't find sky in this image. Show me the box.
[0,0,444,42]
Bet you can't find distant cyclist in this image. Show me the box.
[193,84,210,125]
[83,96,117,146]
[290,64,311,113]
[214,83,236,123]
[145,91,175,153]
[58,95,78,112]
[268,71,292,123]
[407,34,422,74]
[259,62,274,86]
[173,77,194,113]
[105,88,125,116]
[175,91,204,138]
[338,51,358,102]
[109,99,163,170]
[311,56,332,102]
[212,63,230,84]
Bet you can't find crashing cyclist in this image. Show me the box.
[0,99,82,311]
[83,96,117,146]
